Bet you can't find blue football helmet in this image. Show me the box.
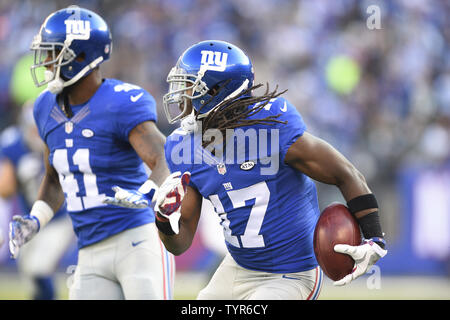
[163,40,254,124]
[30,5,112,94]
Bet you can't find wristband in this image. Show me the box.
[357,211,385,249]
[155,216,177,236]
[347,194,378,214]
[30,200,54,231]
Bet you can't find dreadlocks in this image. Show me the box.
[199,82,288,148]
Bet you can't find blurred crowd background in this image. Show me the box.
[0,0,448,297]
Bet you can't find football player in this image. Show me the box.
[153,40,387,299]
[8,6,174,300]
[0,101,75,300]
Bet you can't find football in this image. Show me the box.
[313,203,362,281]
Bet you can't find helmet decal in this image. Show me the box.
[200,50,228,72]
[65,20,91,41]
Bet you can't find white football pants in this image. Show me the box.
[197,253,323,300]
[69,223,175,300]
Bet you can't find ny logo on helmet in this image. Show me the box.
[64,20,91,40]
[200,50,228,72]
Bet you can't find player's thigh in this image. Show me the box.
[197,254,238,300]
[69,260,124,300]
[249,266,323,300]
[247,280,302,300]
[115,223,175,300]
[69,240,123,300]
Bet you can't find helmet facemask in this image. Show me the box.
[30,34,105,94]
[163,66,209,124]
[30,34,76,88]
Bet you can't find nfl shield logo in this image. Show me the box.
[217,163,226,175]
[65,121,73,134]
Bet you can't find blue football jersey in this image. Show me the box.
[0,126,67,218]
[33,79,157,248]
[165,97,320,273]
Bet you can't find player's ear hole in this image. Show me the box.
[208,85,220,96]
[75,52,86,62]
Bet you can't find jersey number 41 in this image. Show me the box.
[53,148,105,211]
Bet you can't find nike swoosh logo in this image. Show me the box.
[282,275,302,280]
[130,92,144,102]
[131,240,146,247]
[280,101,287,112]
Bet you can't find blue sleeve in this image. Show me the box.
[33,90,49,142]
[164,138,176,174]
[115,90,158,141]
[164,130,199,190]
[274,98,307,161]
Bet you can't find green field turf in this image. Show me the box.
[0,270,448,300]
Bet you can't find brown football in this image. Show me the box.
[313,203,362,281]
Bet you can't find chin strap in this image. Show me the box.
[46,73,65,94]
[180,112,199,134]
[46,56,104,94]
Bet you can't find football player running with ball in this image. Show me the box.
[8,6,174,300]
[150,40,387,300]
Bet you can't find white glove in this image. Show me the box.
[9,215,40,259]
[333,239,387,286]
[155,171,191,234]
[102,180,158,209]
